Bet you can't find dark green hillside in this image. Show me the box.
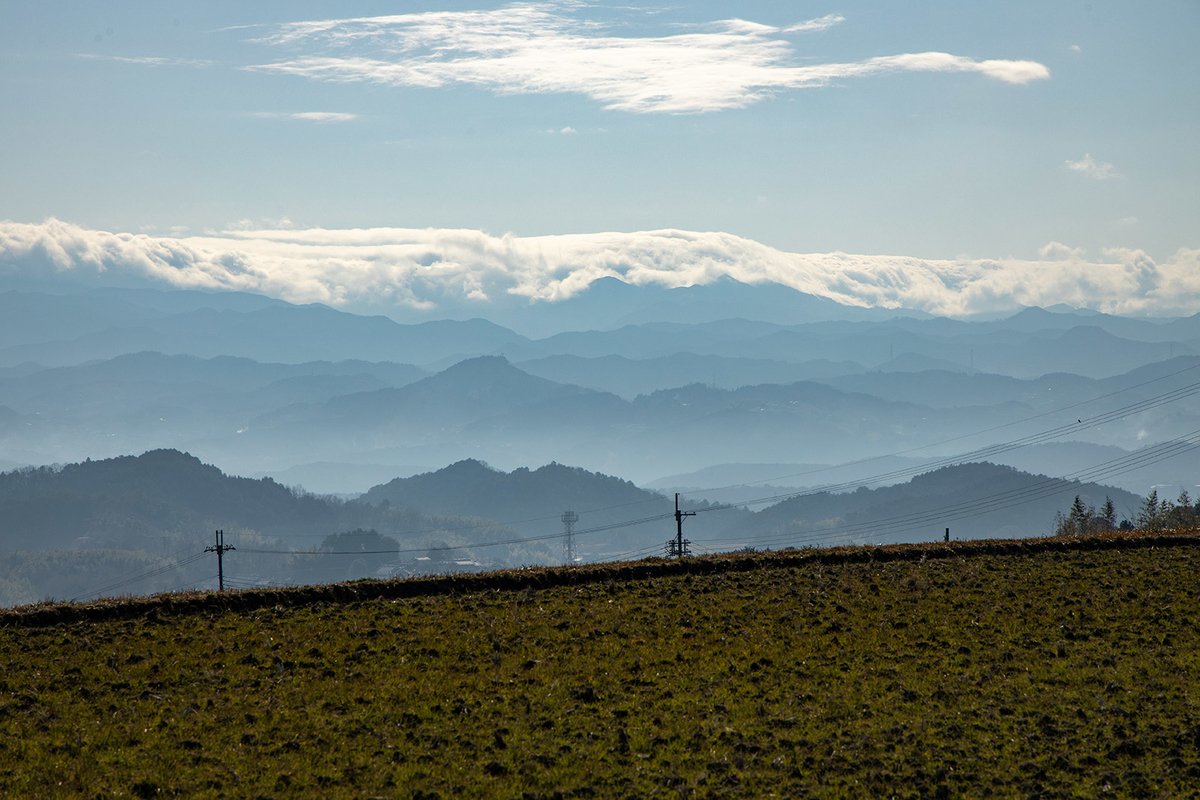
[736,462,1143,545]
[0,449,534,555]
[363,458,658,522]
[0,450,543,604]
[0,449,338,550]
[2,534,1199,798]
[360,459,728,556]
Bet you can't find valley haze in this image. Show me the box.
[0,0,1197,602]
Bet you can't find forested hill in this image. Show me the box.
[0,449,344,550]
[0,450,543,605]
[357,459,754,557]
[736,461,1144,546]
[362,459,657,520]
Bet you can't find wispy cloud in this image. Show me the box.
[77,54,215,68]
[1066,153,1118,180]
[3,220,1196,318]
[241,3,1049,114]
[783,14,845,33]
[251,111,359,123]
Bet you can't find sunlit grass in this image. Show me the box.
[2,536,1199,797]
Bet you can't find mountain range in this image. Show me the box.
[3,288,1198,377]
[3,291,1200,493]
[1,279,1199,609]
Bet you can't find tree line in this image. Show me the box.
[1055,489,1200,536]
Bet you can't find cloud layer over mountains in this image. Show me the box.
[2,218,1198,319]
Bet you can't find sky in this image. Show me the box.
[1,1,1197,318]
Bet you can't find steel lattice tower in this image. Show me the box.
[561,510,579,565]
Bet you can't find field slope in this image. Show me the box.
[2,533,1199,798]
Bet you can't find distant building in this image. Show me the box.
[375,556,494,579]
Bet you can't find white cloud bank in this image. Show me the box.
[242,3,1049,113]
[3,219,1198,318]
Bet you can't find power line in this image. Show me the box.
[239,512,674,558]
[204,426,1200,574]
[74,364,1200,601]
[70,551,209,602]
[74,430,1197,602]
[225,491,671,544]
[336,366,1200,544]
[683,381,1200,516]
[676,363,1200,498]
[67,541,204,601]
[240,417,1200,565]
[693,430,1200,552]
[728,437,1200,548]
[158,574,219,595]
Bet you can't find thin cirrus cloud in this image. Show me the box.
[77,54,216,68]
[241,3,1050,114]
[2,219,1197,319]
[251,111,359,123]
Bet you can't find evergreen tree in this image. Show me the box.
[1137,490,1164,530]
[1056,495,1106,537]
[1100,497,1117,531]
[1068,495,1094,535]
[1169,490,1197,528]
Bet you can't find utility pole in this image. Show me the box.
[666,493,695,558]
[561,510,578,565]
[205,529,235,591]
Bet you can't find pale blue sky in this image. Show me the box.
[0,1,1197,313]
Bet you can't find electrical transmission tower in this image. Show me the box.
[561,510,579,565]
[665,493,694,558]
[205,529,235,591]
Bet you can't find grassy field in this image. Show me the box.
[2,534,1200,798]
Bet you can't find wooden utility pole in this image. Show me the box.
[205,530,235,591]
[667,493,695,558]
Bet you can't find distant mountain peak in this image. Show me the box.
[360,458,658,525]
[436,458,499,476]
[415,355,570,396]
[444,354,511,370]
